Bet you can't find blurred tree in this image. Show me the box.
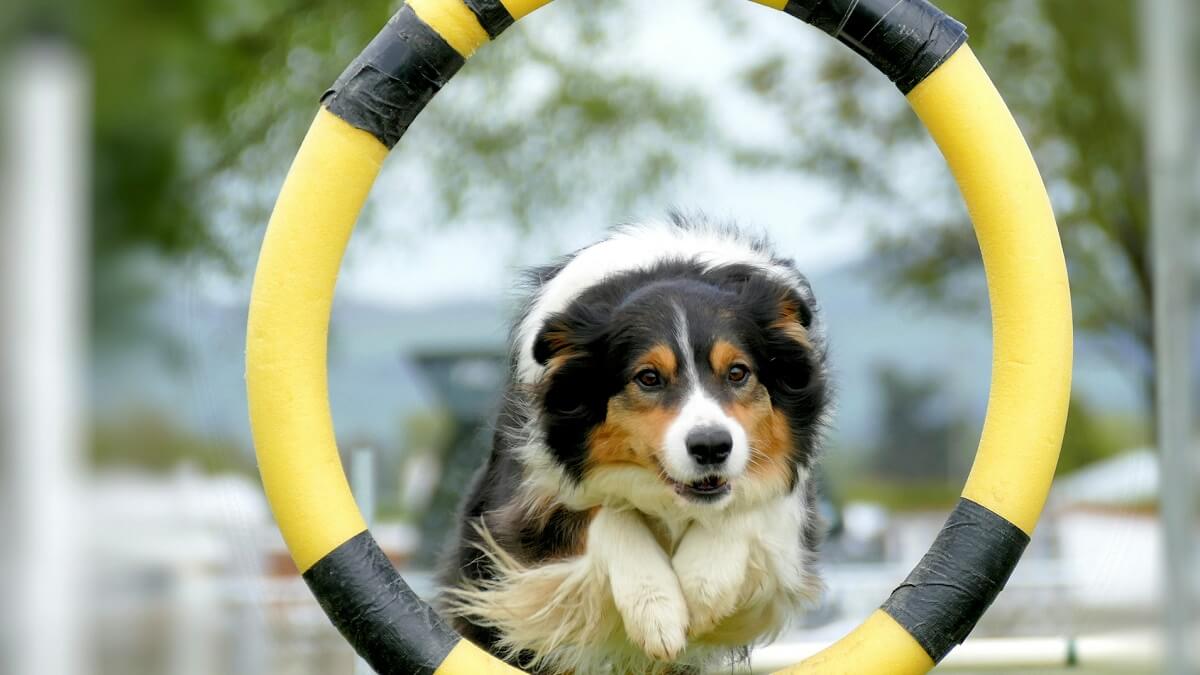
[867,369,1147,489]
[81,1,1150,413]
[735,0,1152,409]
[91,410,252,474]
[1057,395,1149,475]
[16,0,1141,483]
[869,364,968,483]
[389,409,455,519]
[80,0,720,346]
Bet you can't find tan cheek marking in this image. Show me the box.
[586,395,676,471]
[709,339,750,376]
[726,391,794,484]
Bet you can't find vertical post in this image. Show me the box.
[0,41,89,675]
[1143,1,1198,673]
[169,560,217,675]
[230,567,269,675]
[350,447,377,675]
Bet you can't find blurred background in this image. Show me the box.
[1,0,1197,673]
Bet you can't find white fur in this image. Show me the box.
[456,220,826,671]
[662,388,750,485]
[660,305,750,485]
[510,219,819,522]
[591,508,689,661]
[515,221,812,384]
[445,486,823,674]
[513,419,797,535]
[673,519,751,638]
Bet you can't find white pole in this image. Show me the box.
[1,40,90,675]
[1143,1,1199,674]
[169,561,217,675]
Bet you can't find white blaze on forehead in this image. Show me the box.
[515,221,808,384]
[661,305,750,481]
[673,302,697,382]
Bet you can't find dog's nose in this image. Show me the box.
[686,427,733,466]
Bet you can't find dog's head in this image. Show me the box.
[530,261,827,509]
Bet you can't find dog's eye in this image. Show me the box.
[727,364,750,384]
[634,369,663,389]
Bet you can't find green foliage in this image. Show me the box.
[84,1,1151,416]
[908,1,1151,385]
[1057,396,1149,475]
[91,411,252,474]
[864,366,1146,489]
[402,408,456,455]
[737,0,1153,406]
[841,478,961,512]
[84,1,722,349]
[843,389,1149,508]
[388,6,711,235]
[869,364,972,484]
[86,0,393,344]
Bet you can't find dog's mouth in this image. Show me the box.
[668,474,731,502]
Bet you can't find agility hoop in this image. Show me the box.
[246,1,1072,672]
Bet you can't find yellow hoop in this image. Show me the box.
[246,1,1071,672]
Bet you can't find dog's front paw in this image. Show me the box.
[611,571,689,660]
[673,529,749,637]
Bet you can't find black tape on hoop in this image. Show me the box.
[463,0,516,39]
[302,530,463,675]
[784,0,967,92]
[881,498,1030,662]
[321,4,465,148]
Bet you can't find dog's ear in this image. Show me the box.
[532,312,603,416]
[759,289,819,394]
[772,295,814,348]
[533,302,612,366]
[532,312,610,482]
[533,315,579,367]
[777,290,814,330]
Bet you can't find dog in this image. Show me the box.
[439,216,830,674]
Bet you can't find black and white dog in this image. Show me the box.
[440,216,830,674]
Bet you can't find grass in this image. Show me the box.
[840,478,962,511]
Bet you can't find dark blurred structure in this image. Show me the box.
[410,348,507,566]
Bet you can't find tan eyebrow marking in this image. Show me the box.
[710,339,750,375]
[639,343,677,379]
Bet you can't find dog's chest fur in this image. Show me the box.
[443,474,822,674]
[437,219,829,674]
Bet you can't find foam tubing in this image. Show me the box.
[245,0,1071,672]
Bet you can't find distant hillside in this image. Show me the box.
[92,260,1144,457]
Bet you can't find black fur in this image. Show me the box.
[529,261,827,486]
[438,219,831,668]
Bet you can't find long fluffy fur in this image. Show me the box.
[438,214,831,674]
